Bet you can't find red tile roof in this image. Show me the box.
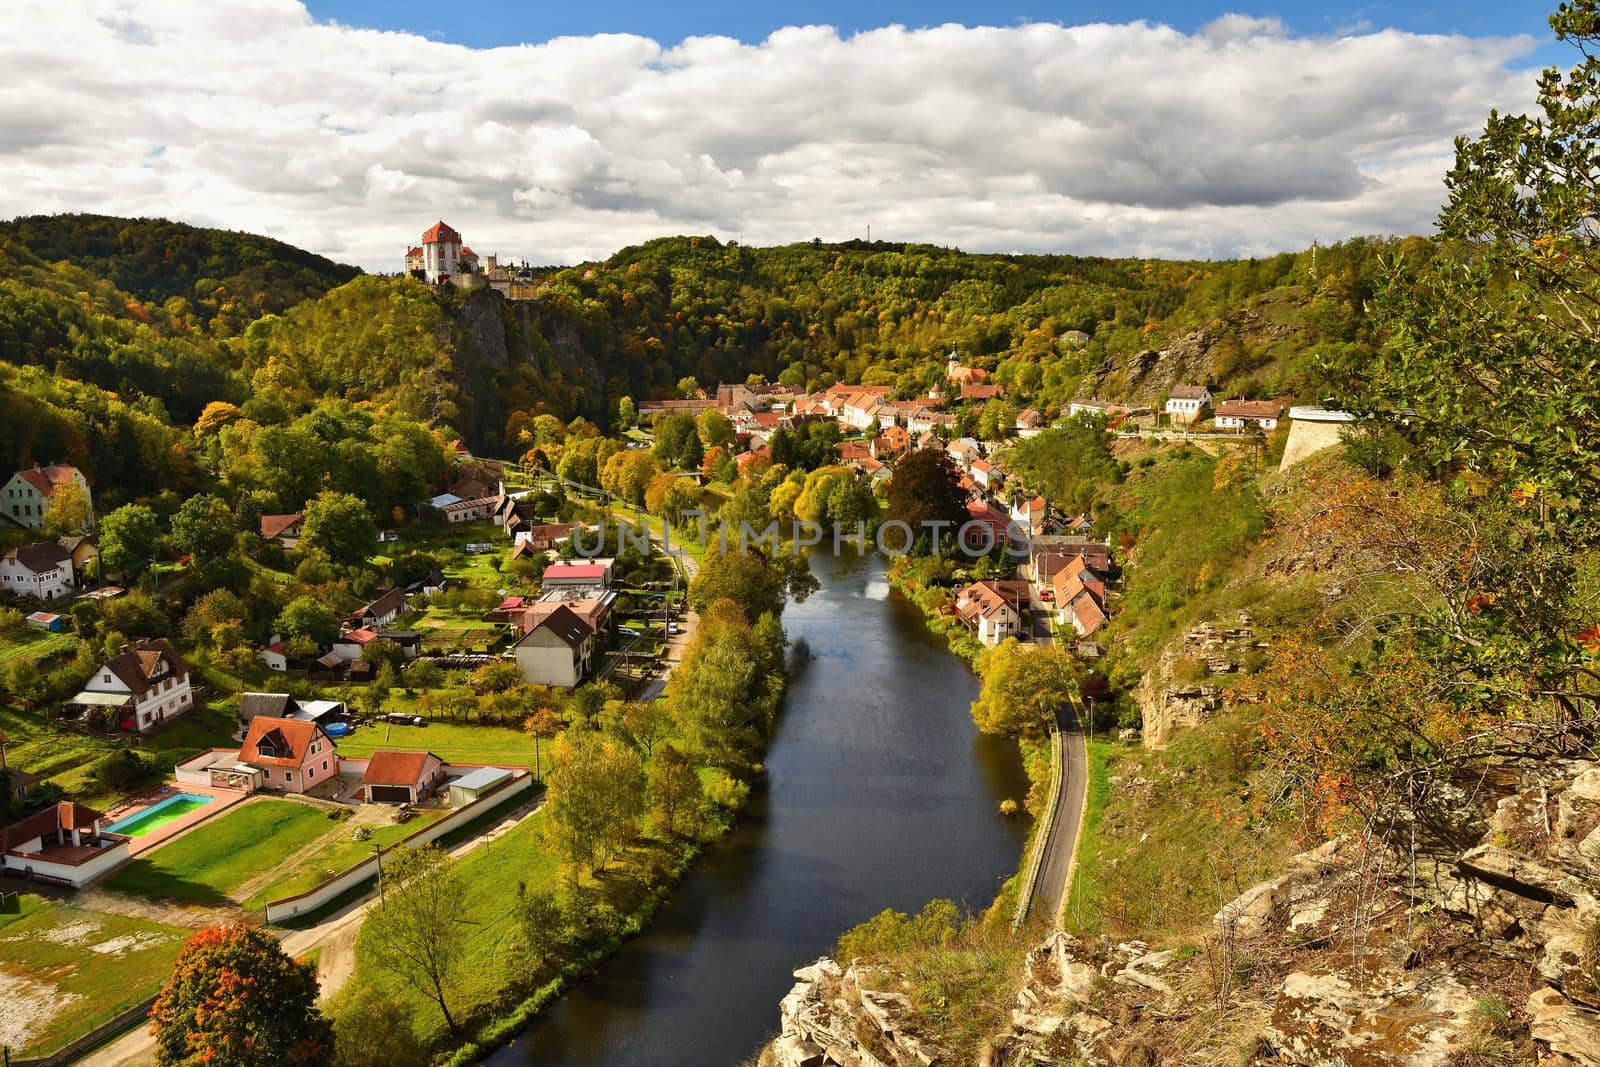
[363,749,442,788]
[14,465,85,497]
[239,716,327,769]
[421,220,462,244]
[2,802,106,851]
[543,562,609,581]
[259,513,303,539]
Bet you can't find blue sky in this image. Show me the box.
[2,1,1553,265]
[304,1,1558,58]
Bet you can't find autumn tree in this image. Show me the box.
[697,408,734,451]
[151,921,332,1067]
[43,481,93,537]
[543,729,646,872]
[523,705,562,779]
[970,640,1079,737]
[326,984,426,1067]
[362,844,467,1035]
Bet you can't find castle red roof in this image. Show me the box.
[421,221,461,244]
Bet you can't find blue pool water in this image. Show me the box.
[105,792,215,836]
[324,722,351,737]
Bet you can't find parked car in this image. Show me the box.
[619,626,642,637]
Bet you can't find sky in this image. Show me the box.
[0,1,1561,269]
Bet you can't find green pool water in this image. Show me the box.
[105,794,212,837]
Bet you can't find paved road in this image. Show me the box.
[1022,705,1089,927]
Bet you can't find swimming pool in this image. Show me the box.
[105,793,214,837]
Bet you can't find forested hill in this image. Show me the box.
[0,214,360,330]
[0,213,1412,509]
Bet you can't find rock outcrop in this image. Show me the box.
[1139,613,1266,748]
[762,760,1600,1066]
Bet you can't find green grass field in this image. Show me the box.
[105,798,334,905]
[350,810,561,1043]
[0,627,73,666]
[244,808,451,908]
[333,719,551,777]
[0,894,188,1056]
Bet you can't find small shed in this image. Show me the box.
[448,766,512,807]
[25,612,63,632]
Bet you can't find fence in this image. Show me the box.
[1012,723,1064,930]
[261,771,534,923]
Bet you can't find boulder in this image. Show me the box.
[1266,968,1477,1066]
[1214,872,1295,938]
[1528,987,1600,1066]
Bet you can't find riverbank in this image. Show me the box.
[482,550,1028,1066]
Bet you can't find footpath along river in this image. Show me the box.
[487,549,1030,1066]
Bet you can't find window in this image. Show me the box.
[322,760,328,771]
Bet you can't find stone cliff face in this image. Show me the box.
[1138,614,1266,748]
[764,759,1600,1066]
[448,289,609,425]
[1078,304,1302,405]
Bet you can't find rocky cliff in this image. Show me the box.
[763,759,1600,1066]
[1138,613,1266,748]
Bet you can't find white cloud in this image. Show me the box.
[0,1,1540,268]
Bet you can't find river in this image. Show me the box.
[486,549,1029,1066]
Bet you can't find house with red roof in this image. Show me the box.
[954,580,1030,647]
[70,639,194,734]
[359,750,446,804]
[960,383,1005,402]
[1214,399,1288,431]
[1,801,131,887]
[2,465,91,530]
[239,716,337,795]
[416,220,464,282]
[259,512,304,547]
[331,628,379,663]
[541,558,614,590]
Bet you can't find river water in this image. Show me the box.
[486,549,1029,1066]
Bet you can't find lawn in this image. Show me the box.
[105,798,334,906]
[350,810,561,1043]
[244,808,451,908]
[0,894,189,1057]
[0,700,238,810]
[332,719,552,778]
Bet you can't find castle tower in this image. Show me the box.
[420,220,463,283]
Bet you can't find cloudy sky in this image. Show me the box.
[0,1,1550,269]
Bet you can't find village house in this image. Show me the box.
[405,569,447,596]
[0,542,74,601]
[449,460,503,500]
[946,438,982,470]
[1028,536,1113,584]
[839,440,872,463]
[1010,495,1049,536]
[1214,399,1287,431]
[955,580,1030,647]
[1,465,91,531]
[260,642,290,672]
[1015,408,1046,438]
[350,588,407,630]
[57,535,98,584]
[1051,556,1109,616]
[259,513,304,547]
[1065,588,1109,636]
[960,383,1005,403]
[541,558,614,591]
[358,750,446,804]
[1165,385,1212,422]
[331,628,379,663]
[238,716,337,795]
[971,458,996,490]
[513,603,595,687]
[440,497,494,524]
[71,639,194,734]
[871,425,910,459]
[1,801,131,888]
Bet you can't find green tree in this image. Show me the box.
[300,491,376,566]
[885,449,968,548]
[276,597,340,646]
[98,504,161,579]
[151,921,332,1067]
[542,729,646,873]
[647,742,704,838]
[170,493,237,566]
[697,408,734,451]
[362,844,467,1035]
[616,395,637,429]
[326,984,425,1067]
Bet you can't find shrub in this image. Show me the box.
[93,748,159,792]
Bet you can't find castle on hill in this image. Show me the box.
[404,221,544,299]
